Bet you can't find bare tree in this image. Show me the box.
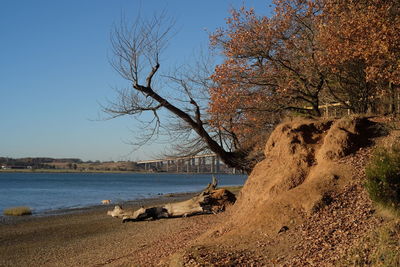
[104,13,255,173]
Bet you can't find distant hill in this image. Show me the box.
[0,157,137,172]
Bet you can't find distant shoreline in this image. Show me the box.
[0,168,142,174]
[0,169,239,175]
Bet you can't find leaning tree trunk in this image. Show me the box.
[107,177,236,223]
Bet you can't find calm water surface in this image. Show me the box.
[0,172,246,215]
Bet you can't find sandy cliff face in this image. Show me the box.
[212,116,375,237]
[168,116,386,266]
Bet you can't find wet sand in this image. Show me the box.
[0,193,223,266]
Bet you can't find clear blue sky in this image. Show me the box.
[0,0,271,162]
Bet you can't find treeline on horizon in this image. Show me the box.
[0,157,133,170]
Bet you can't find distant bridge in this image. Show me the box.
[136,154,240,174]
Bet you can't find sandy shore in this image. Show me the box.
[0,193,224,266]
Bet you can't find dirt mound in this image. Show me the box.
[168,116,383,266]
[214,116,376,236]
[166,116,381,266]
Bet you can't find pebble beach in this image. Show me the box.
[0,193,223,266]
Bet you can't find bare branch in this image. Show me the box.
[104,13,255,172]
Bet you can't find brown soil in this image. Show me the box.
[169,116,399,266]
[216,116,374,237]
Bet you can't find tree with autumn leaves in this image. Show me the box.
[319,0,400,113]
[210,0,399,122]
[107,1,399,172]
[209,0,327,154]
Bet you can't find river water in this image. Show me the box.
[0,172,246,215]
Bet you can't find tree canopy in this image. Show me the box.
[106,1,400,172]
[208,0,400,148]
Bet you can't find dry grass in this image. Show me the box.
[341,218,400,266]
[3,206,32,216]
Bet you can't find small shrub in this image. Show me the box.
[365,146,400,211]
[3,206,32,216]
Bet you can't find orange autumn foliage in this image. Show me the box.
[318,0,400,85]
[208,0,400,147]
[196,0,400,168]
[209,1,326,150]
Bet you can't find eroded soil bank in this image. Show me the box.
[169,116,400,266]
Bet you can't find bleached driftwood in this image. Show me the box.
[107,177,236,223]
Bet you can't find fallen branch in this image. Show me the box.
[107,176,236,223]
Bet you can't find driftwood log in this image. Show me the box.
[107,177,236,223]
